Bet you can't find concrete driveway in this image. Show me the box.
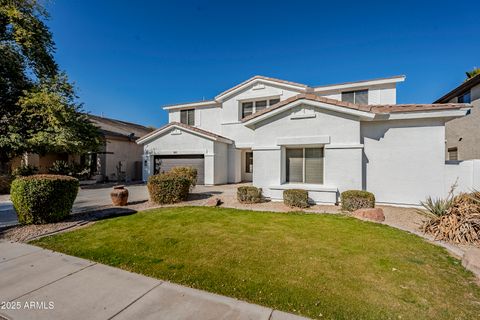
[0,241,306,320]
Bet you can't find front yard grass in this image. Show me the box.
[32,207,480,319]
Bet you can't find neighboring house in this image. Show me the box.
[137,75,477,206]
[12,115,153,182]
[434,74,480,161]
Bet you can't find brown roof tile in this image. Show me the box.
[138,121,232,143]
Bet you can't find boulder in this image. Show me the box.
[205,197,222,207]
[462,248,480,278]
[352,208,385,222]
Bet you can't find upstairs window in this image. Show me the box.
[341,90,368,104]
[458,91,471,103]
[180,109,195,126]
[241,98,280,119]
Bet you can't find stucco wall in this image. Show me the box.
[213,142,228,184]
[316,83,397,105]
[104,138,144,181]
[445,83,480,160]
[361,118,446,205]
[169,106,222,135]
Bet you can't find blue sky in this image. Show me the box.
[46,0,479,127]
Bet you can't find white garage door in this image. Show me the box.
[153,155,205,185]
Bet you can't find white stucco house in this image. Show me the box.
[137,75,480,206]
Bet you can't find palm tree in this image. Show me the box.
[466,67,480,80]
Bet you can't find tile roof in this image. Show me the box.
[215,75,309,99]
[88,114,154,139]
[137,121,232,143]
[241,93,469,122]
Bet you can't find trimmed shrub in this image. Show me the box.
[147,172,191,204]
[12,164,38,177]
[0,174,13,194]
[170,166,198,190]
[284,189,309,208]
[10,174,79,224]
[341,190,375,211]
[237,186,262,203]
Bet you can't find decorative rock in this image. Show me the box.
[110,185,129,206]
[462,248,480,278]
[205,197,222,207]
[352,208,385,222]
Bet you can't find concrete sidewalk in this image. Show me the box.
[0,241,308,320]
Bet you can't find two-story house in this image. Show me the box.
[138,75,474,206]
[435,73,480,161]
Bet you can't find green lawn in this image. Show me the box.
[32,207,480,319]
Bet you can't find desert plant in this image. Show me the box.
[170,166,198,190]
[341,190,375,211]
[10,174,79,224]
[12,164,38,177]
[147,172,191,204]
[419,196,454,217]
[422,191,480,245]
[237,186,262,203]
[0,174,13,194]
[283,189,309,208]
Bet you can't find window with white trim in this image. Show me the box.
[241,98,281,119]
[286,148,324,184]
[341,90,368,104]
[180,109,195,126]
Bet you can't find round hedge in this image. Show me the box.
[341,190,375,211]
[10,174,79,224]
[147,172,190,204]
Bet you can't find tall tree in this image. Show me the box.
[0,0,99,169]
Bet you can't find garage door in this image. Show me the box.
[153,155,205,185]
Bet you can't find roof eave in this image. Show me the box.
[434,74,480,103]
[215,77,308,102]
[373,108,470,121]
[314,75,406,92]
[242,99,376,127]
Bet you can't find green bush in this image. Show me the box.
[49,160,90,179]
[10,174,79,224]
[12,164,38,177]
[341,190,375,211]
[0,174,13,194]
[237,186,262,203]
[147,172,191,204]
[283,189,309,208]
[170,166,197,190]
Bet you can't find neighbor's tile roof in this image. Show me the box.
[241,93,469,122]
[138,121,232,143]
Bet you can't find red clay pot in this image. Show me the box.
[110,185,129,206]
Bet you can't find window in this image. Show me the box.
[241,102,254,118]
[341,90,368,104]
[448,147,458,161]
[255,100,267,112]
[241,97,280,119]
[286,148,324,184]
[458,91,471,103]
[269,98,280,105]
[180,109,195,126]
[245,152,253,173]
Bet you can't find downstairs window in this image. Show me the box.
[286,148,324,184]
